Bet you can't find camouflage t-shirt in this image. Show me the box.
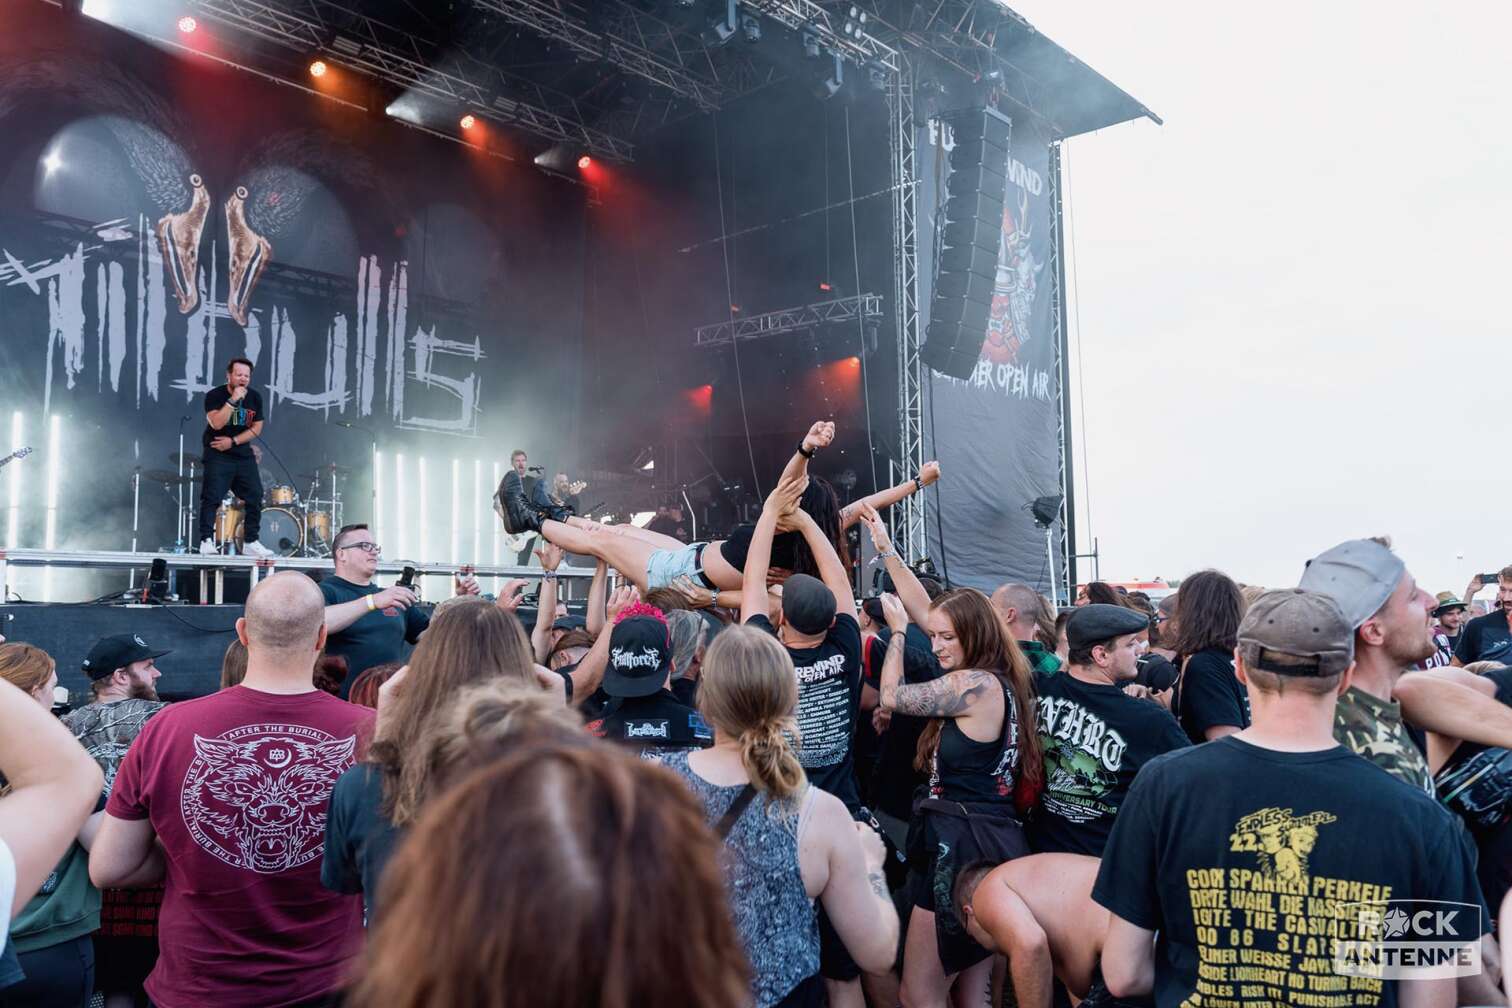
[62,698,168,801]
[1333,685,1432,794]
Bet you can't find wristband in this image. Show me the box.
[365,595,377,612]
[913,476,925,493]
[542,571,558,581]
[797,441,817,459]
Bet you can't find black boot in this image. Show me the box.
[496,470,541,535]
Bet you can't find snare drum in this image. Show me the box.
[214,502,244,546]
[266,485,297,506]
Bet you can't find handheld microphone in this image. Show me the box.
[526,465,545,473]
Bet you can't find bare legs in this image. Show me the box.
[538,519,657,594]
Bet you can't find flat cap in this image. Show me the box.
[1067,604,1150,650]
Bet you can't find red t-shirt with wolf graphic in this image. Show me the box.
[107,685,374,1008]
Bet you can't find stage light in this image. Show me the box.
[41,151,63,175]
[814,53,844,100]
[418,456,429,561]
[6,412,21,549]
[740,13,761,43]
[394,453,407,559]
[450,458,460,563]
[702,0,737,46]
[865,59,888,91]
[578,155,592,169]
[818,281,833,293]
[177,15,196,33]
[373,449,383,556]
[800,24,822,58]
[460,113,477,130]
[309,59,328,78]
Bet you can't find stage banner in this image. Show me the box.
[918,114,1065,597]
[0,8,587,577]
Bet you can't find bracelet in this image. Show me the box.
[913,476,925,493]
[797,441,817,459]
[542,571,558,581]
[365,595,377,612]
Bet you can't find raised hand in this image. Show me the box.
[879,592,909,633]
[454,566,481,597]
[764,473,808,517]
[535,542,565,572]
[607,585,640,622]
[859,503,893,554]
[494,579,527,612]
[803,420,836,453]
[917,461,941,487]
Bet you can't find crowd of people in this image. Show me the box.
[5,420,1512,1007]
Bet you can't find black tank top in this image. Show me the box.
[928,675,1019,804]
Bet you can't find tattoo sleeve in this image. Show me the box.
[888,670,994,718]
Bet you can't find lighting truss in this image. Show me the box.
[693,294,883,347]
[187,0,638,162]
[886,52,926,562]
[742,1,898,70]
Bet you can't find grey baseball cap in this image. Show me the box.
[1066,604,1150,650]
[1297,538,1405,629]
[1238,589,1354,678]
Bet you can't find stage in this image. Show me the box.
[0,548,600,700]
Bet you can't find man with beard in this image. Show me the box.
[65,635,171,1008]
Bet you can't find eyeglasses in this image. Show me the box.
[338,542,382,555]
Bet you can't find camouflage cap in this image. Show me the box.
[1238,589,1353,678]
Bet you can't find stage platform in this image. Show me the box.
[0,549,601,700]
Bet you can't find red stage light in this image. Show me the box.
[177,15,197,34]
[578,155,592,169]
[460,114,477,130]
[818,281,833,293]
[309,60,328,78]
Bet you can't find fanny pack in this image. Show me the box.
[1436,747,1512,829]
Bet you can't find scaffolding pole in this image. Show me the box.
[889,52,926,563]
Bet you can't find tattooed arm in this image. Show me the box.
[880,650,996,720]
[809,789,898,974]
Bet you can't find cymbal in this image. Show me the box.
[142,469,189,485]
[168,452,199,467]
[299,464,353,478]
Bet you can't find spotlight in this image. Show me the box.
[309,59,328,78]
[41,151,63,174]
[814,52,844,100]
[577,155,592,169]
[459,113,477,130]
[740,13,761,43]
[177,15,196,33]
[800,24,822,58]
[702,0,737,47]
[841,5,868,40]
[864,58,887,91]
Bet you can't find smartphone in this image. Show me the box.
[398,565,417,589]
[1482,574,1500,586]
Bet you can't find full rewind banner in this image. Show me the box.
[917,114,1065,595]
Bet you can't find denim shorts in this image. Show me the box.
[646,542,708,588]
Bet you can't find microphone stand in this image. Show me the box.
[175,416,188,550]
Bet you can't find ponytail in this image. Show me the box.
[737,719,806,800]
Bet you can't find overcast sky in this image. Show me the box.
[1006,1,1512,601]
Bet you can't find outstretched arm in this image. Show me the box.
[1395,669,1512,773]
[568,586,638,706]
[585,560,608,637]
[740,475,806,625]
[775,420,834,489]
[860,505,932,628]
[790,509,854,617]
[531,543,565,663]
[840,461,940,530]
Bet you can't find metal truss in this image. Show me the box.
[1046,141,1073,601]
[744,0,899,70]
[693,294,883,347]
[188,0,638,162]
[887,52,926,562]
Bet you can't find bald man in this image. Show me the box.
[91,572,374,1008]
[992,582,1061,675]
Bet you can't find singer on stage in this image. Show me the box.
[196,357,272,557]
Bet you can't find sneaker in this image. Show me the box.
[198,537,217,555]
[242,539,275,559]
[498,470,542,536]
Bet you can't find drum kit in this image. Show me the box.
[145,455,349,557]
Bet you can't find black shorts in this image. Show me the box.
[93,934,157,1000]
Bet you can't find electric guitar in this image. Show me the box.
[0,447,33,470]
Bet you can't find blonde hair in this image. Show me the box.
[419,681,588,794]
[0,642,55,697]
[697,625,806,799]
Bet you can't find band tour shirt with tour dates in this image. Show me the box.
[1092,737,1484,1008]
[747,611,864,812]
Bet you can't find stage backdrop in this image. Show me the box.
[0,8,589,598]
[918,114,1067,597]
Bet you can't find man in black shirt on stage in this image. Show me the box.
[196,357,273,558]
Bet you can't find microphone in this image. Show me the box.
[334,422,357,428]
[526,465,545,472]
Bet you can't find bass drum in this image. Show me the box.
[235,506,303,557]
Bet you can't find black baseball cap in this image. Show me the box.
[81,634,171,681]
[552,614,588,632]
[603,617,672,698]
[781,574,835,636]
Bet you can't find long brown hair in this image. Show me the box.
[218,639,247,690]
[367,597,536,825]
[418,681,589,794]
[1172,569,1243,659]
[349,743,751,1008]
[697,624,806,799]
[915,589,1043,793]
[0,643,54,696]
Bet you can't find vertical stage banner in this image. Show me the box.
[918,114,1065,596]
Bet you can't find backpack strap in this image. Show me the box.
[715,784,759,839]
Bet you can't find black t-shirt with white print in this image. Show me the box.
[748,611,864,812]
[202,384,263,460]
[1454,611,1512,666]
[1093,737,1485,1008]
[1029,669,1189,857]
